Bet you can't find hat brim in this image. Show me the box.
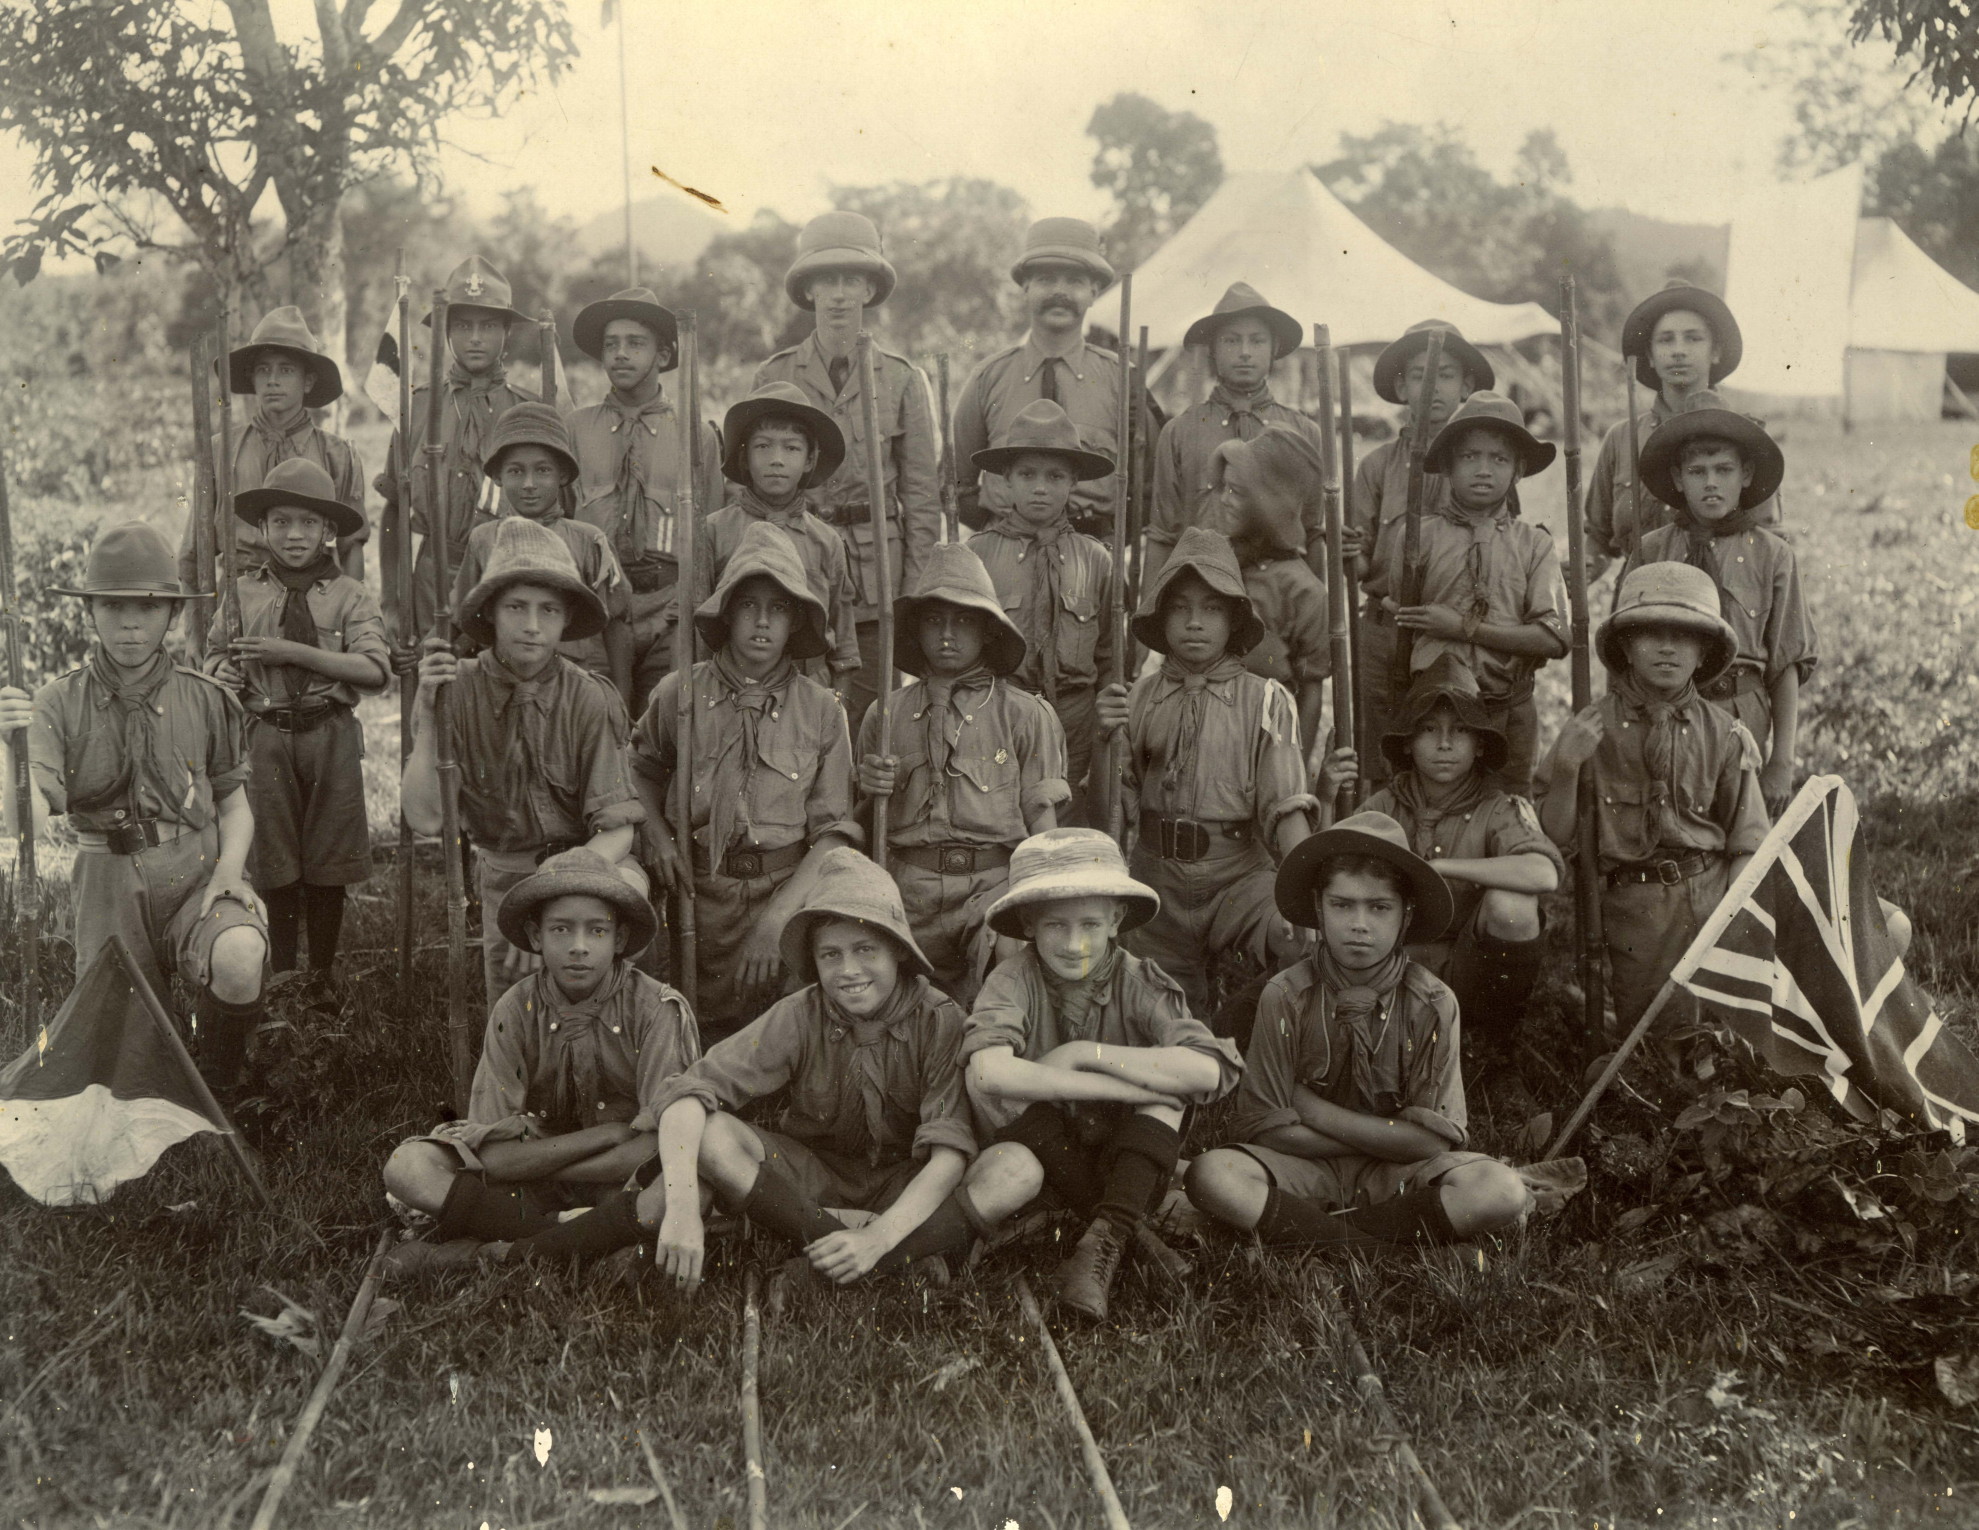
[1010,249,1116,287]
[1636,409,1785,511]
[693,570,832,664]
[1275,825,1452,943]
[497,865,657,959]
[721,396,847,489]
[970,443,1115,482]
[422,302,528,330]
[779,904,933,986]
[52,584,206,601]
[228,343,343,408]
[1183,304,1303,360]
[481,440,580,485]
[894,591,1027,678]
[572,299,680,370]
[1131,559,1265,658]
[784,251,898,310]
[987,869,1159,939]
[234,483,366,539]
[1622,288,1742,390]
[1596,601,1738,685]
[459,566,610,646]
[1373,331,1494,405]
[1424,414,1556,478]
[1380,689,1510,775]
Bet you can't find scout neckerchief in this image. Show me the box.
[483,649,560,843]
[534,961,629,1135]
[262,551,337,700]
[1316,945,1413,1117]
[245,404,314,469]
[735,483,809,530]
[1429,498,1513,631]
[1147,653,1247,809]
[821,972,926,1166]
[1672,498,1764,628]
[601,381,673,563]
[918,663,994,820]
[704,648,794,861]
[72,647,175,821]
[1040,943,1122,1045]
[986,510,1073,701]
[1611,667,1699,847]
[442,360,513,548]
[1209,379,1273,442]
[1388,767,1488,859]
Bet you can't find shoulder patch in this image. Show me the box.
[1731,720,1764,770]
[1135,955,1188,1000]
[1510,795,1544,836]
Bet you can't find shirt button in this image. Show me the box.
[549,1022,559,1032]
[114,809,126,820]
[611,1025,621,1034]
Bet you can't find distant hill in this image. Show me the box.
[577,194,730,282]
[1587,208,1730,299]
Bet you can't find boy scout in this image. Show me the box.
[205,459,392,979]
[964,828,1243,1321]
[1095,527,1316,1017]
[691,381,862,690]
[753,213,940,733]
[1362,392,1568,798]
[179,307,370,587]
[0,524,268,1094]
[631,522,859,1041]
[450,402,635,701]
[1146,282,1324,581]
[1540,562,1770,1032]
[1623,393,1813,817]
[857,542,1069,1005]
[567,287,723,706]
[403,518,646,1003]
[965,400,1115,825]
[379,848,699,1273]
[1185,812,1529,1248]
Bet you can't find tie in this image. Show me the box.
[1037,357,1059,404]
[828,355,850,396]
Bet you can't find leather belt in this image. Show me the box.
[252,701,350,734]
[1138,813,1253,862]
[1700,667,1764,702]
[893,842,1013,875]
[1607,850,1717,888]
[693,839,808,880]
[76,818,197,855]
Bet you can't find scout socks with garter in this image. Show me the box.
[997,1102,1101,1212]
[873,1186,995,1274]
[193,990,262,1094]
[433,1173,560,1243]
[734,1162,849,1248]
[1254,1184,1460,1248]
[1445,930,1544,1045]
[1094,1115,1182,1233]
[506,1190,646,1264]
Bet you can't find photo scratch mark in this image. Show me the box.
[650,166,727,212]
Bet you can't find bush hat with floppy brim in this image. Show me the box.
[53,522,208,600]
[234,457,366,540]
[784,212,897,309]
[1010,217,1115,288]
[481,402,580,484]
[1596,561,1738,684]
[1380,653,1510,775]
[721,383,846,490]
[1183,282,1303,359]
[692,520,832,665]
[1621,282,1742,392]
[988,828,1159,939]
[421,255,528,328]
[497,847,657,959]
[1275,810,1453,944]
[1372,320,1494,406]
[572,287,679,368]
[1423,390,1557,478]
[970,399,1115,481]
[457,517,609,647]
[894,542,1027,678]
[1212,427,1323,557]
[779,846,934,984]
[229,306,343,408]
[1636,401,1784,512]
[1131,526,1265,657]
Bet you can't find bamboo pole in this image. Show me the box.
[1314,325,1354,819]
[187,337,215,655]
[855,327,896,872]
[538,313,558,406]
[1624,362,1647,560]
[1337,349,1363,805]
[394,266,416,1003]
[1015,1276,1131,1530]
[741,1266,769,1530]
[1132,324,1151,623]
[0,453,36,1044]
[1101,276,1133,847]
[213,303,242,640]
[1559,275,1605,1049]
[671,313,699,1006]
[1391,330,1445,694]
[936,353,957,543]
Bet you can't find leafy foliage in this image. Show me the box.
[1852,0,1979,115]
[1086,92,1224,272]
[1870,131,1979,289]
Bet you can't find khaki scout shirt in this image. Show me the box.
[567,390,724,567]
[1584,399,1783,566]
[1363,780,1564,935]
[178,411,370,582]
[752,334,940,620]
[1228,957,1466,1149]
[655,976,976,1166]
[692,496,862,681]
[1621,525,1817,686]
[1348,437,1458,555]
[448,653,643,854]
[29,661,249,834]
[966,524,1114,698]
[1241,556,1330,691]
[952,336,1127,531]
[450,513,631,672]
[208,565,392,710]
[377,374,537,561]
[1125,664,1316,835]
[858,675,1069,849]
[1148,389,1326,561]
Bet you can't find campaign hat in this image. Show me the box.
[1380,653,1509,775]
[422,255,527,327]
[229,306,343,408]
[497,847,657,959]
[969,399,1114,481]
[1371,319,1493,406]
[234,458,365,540]
[1621,280,1742,391]
[1183,281,1302,359]
[572,286,679,368]
[52,522,207,600]
[1635,390,1784,511]
[721,382,845,489]
[1275,810,1453,942]
[1423,390,1556,477]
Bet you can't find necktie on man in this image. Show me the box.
[1037,357,1059,405]
[828,355,851,397]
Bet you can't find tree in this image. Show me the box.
[1087,93,1223,272]
[1853,0,1979,115]
[831,178,1031,356]
[1870,133,1979,288]
[1730,0,1940,171]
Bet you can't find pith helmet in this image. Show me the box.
[987,828,1159,939]
[1010,217,1115,287]
[234,458,366,540]
[456,516,608,646]
[894,542,1027,678]
[784,212,897,310]
[779,846,934,984]
[229,306,343,408]
[1596,561,1738,684]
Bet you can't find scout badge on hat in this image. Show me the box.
[228,306,343,408]
[987,828,1159,938]
[1010,217,1115,287]
[1211,425,1322,557]
[456,516,609,646]
[1372,320,1494,406]
[1380,653,1510,775]
[1634,390,1784,512]
[1423,390,1557,478]
[692,519,831,664]
[721,382,847,489]
[498,847,658,959]
[893,542,1027,678]
[572,287,680,368]
[1596,561,1738,684]
[970,399,1115,481]
[481,402,580,484]
[234,458,366,540]
[52,522,206,600]
[779,846,934,983]
[1130,525,1265,657]
[784,212,898,309]
[1275,810,1454,942]
[1621,280,1742,392]
[1183,281,1302,359]
[422,255,527,327]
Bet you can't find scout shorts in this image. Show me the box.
[747,1124,923,1214]
[72,821,268,1003]
[1234,1141,1492,1211]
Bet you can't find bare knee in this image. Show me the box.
[965,1142,1044,1220]
[383,1141,458,1214]
[208,927,266,1003]
[1478,889,1541,943]
[1440,1160,1528,1235]
[1184,1148,1269,1230]
[697,1113,764,1198]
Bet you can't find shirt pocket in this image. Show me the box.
[751,736,813,844]
[1598,778,1654,858]
[945,737,1023,839]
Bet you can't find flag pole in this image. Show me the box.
[614,0,637,288]
[1560,274,1604,1050]
[856,323,896,873]
[394,258,416,1004]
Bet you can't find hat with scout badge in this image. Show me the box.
[481,402,580,484]
[894,542,1027,679]
[228,306,343,408]
[1275,810,1454,942]
[1621,280,1742,392]
[721,382,846,489]
[422,255,528,327]
[784,211,898,309]
[456,516,609,646]
[988,827,1159,938]
[1010,216,1116,288]
[234,458,366,540]
[1634,390,1784,512]
[779,845,935,983]
[572,286,680,368]
[693,519,832,663]
[1380,653,1510,775]
[1596,561,1738,684]
[1371,319,1494,406]
[1131,525,1265,657]
[970,399,1115,481]
[1183,281,1303,359]
[1211,424,1322,557]
[1423,390,1557,478]
[497,846,658,959]
[53,522,207,600]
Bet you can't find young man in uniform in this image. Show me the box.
[752,213,940,733]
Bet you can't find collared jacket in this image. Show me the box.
[207,564,392,711]
[1620,524,1817,688]
[1149,389,1326,561]
[966,522,1114,700]
[693,495,862,681]
[1124,664,1316,836]
[178,412,370,582]
[1348,436,1458,558]
[567,390,724,574]
[952,336,1130,532]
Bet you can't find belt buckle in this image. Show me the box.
[107,821,158,855]
[939,846,974,874]
[726,849,764,880]
[1171,820,1209,861]
[1656,859,1684,885]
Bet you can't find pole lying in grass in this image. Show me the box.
[936,353,957,544]
[1313,325,1354,819]
[1336,346,1363,805]
[1559,275,1605,1050]
[1014,1274,1132,1530]
[1391,329,1445,695]
[672,312,699,1007]
[0,453,37,1044]
[740,1266,769,1530]
[394,261,416,1004]
[247,1229,394,1530]
[855,325,896,873]
[636,1427,691,1530]
[1101,275,1134,847]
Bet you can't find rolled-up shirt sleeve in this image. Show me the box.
[958,958,1036,1062]
[651,996,805,1120]
[1226,972,1310,1141]
[1398,980,1468,1149]
[911,1006,978,1161]
[1254,678,1320,838]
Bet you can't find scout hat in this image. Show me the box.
[1131,525,1265,657]
[1372,319,1494,406]
[422,255,527,327]
[457,516,609,646]
[970,399,1115,481]
[1423,390,1557,477]
[894,542,1027,678]
[572,286,679,368]
[1010,216,1115,287]
[234,458,366,540]
[692,519,831,663]
[1380,653,1509,774]
[784,211,897,309]
[1182,281,1302,359]
[52,521,207,600]
[481,402,580,484]
[1276,810,1453,942]
[1634,390,1784,512]
[1621,280,1742,391]
[987,828,1159,939]
[779,846,934,984]
[721,382,846,489]
[1596,561,1737,684]
[497,846,658,959]
[228,306,343,408]
[1212,425,1322,556]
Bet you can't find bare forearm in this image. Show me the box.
[1299,1095,1446,1163]
[548,1133,659,1183]
[1296,681,1325,756]
[863,1148,965,1255]
[1469,621,1569,659]
[657,1099,709,1207]
[292,648,391,687]
[757,834,852,930]
[478,1124,638,1180]
[1767,671,1799,772]
[213,789,255,879]
[1256,1123,1358,1160]
[969,1050,1170,1108]
[402,697,442,834]
[582,824,636,866]
[1432,852,1557,894]
[1059,1040,1218,1098]
[1538,768,1578,847]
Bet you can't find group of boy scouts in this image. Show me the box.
[0,205,1829,1322]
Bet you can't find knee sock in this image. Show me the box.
[194,990,261,1094]
[735,1162,847,1249]
[432,1172,560,1243]
[1254,1184,1458,1248]
[265,884,303,974]
[873,1187,990,1274]
[996,1103,1101,1214]
[1093,1115,1182,1233]
[302,884,347,973]
[1456,932,1544,1045]
[507,1190,646,1265]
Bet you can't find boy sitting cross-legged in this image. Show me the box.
[1185,812,1528,1249]
[962,828,1243,1322]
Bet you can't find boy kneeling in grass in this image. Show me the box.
[963,828,1243,1322]
[1186,812,1528,1248]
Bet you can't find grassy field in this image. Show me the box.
[2,421,1978,1528]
